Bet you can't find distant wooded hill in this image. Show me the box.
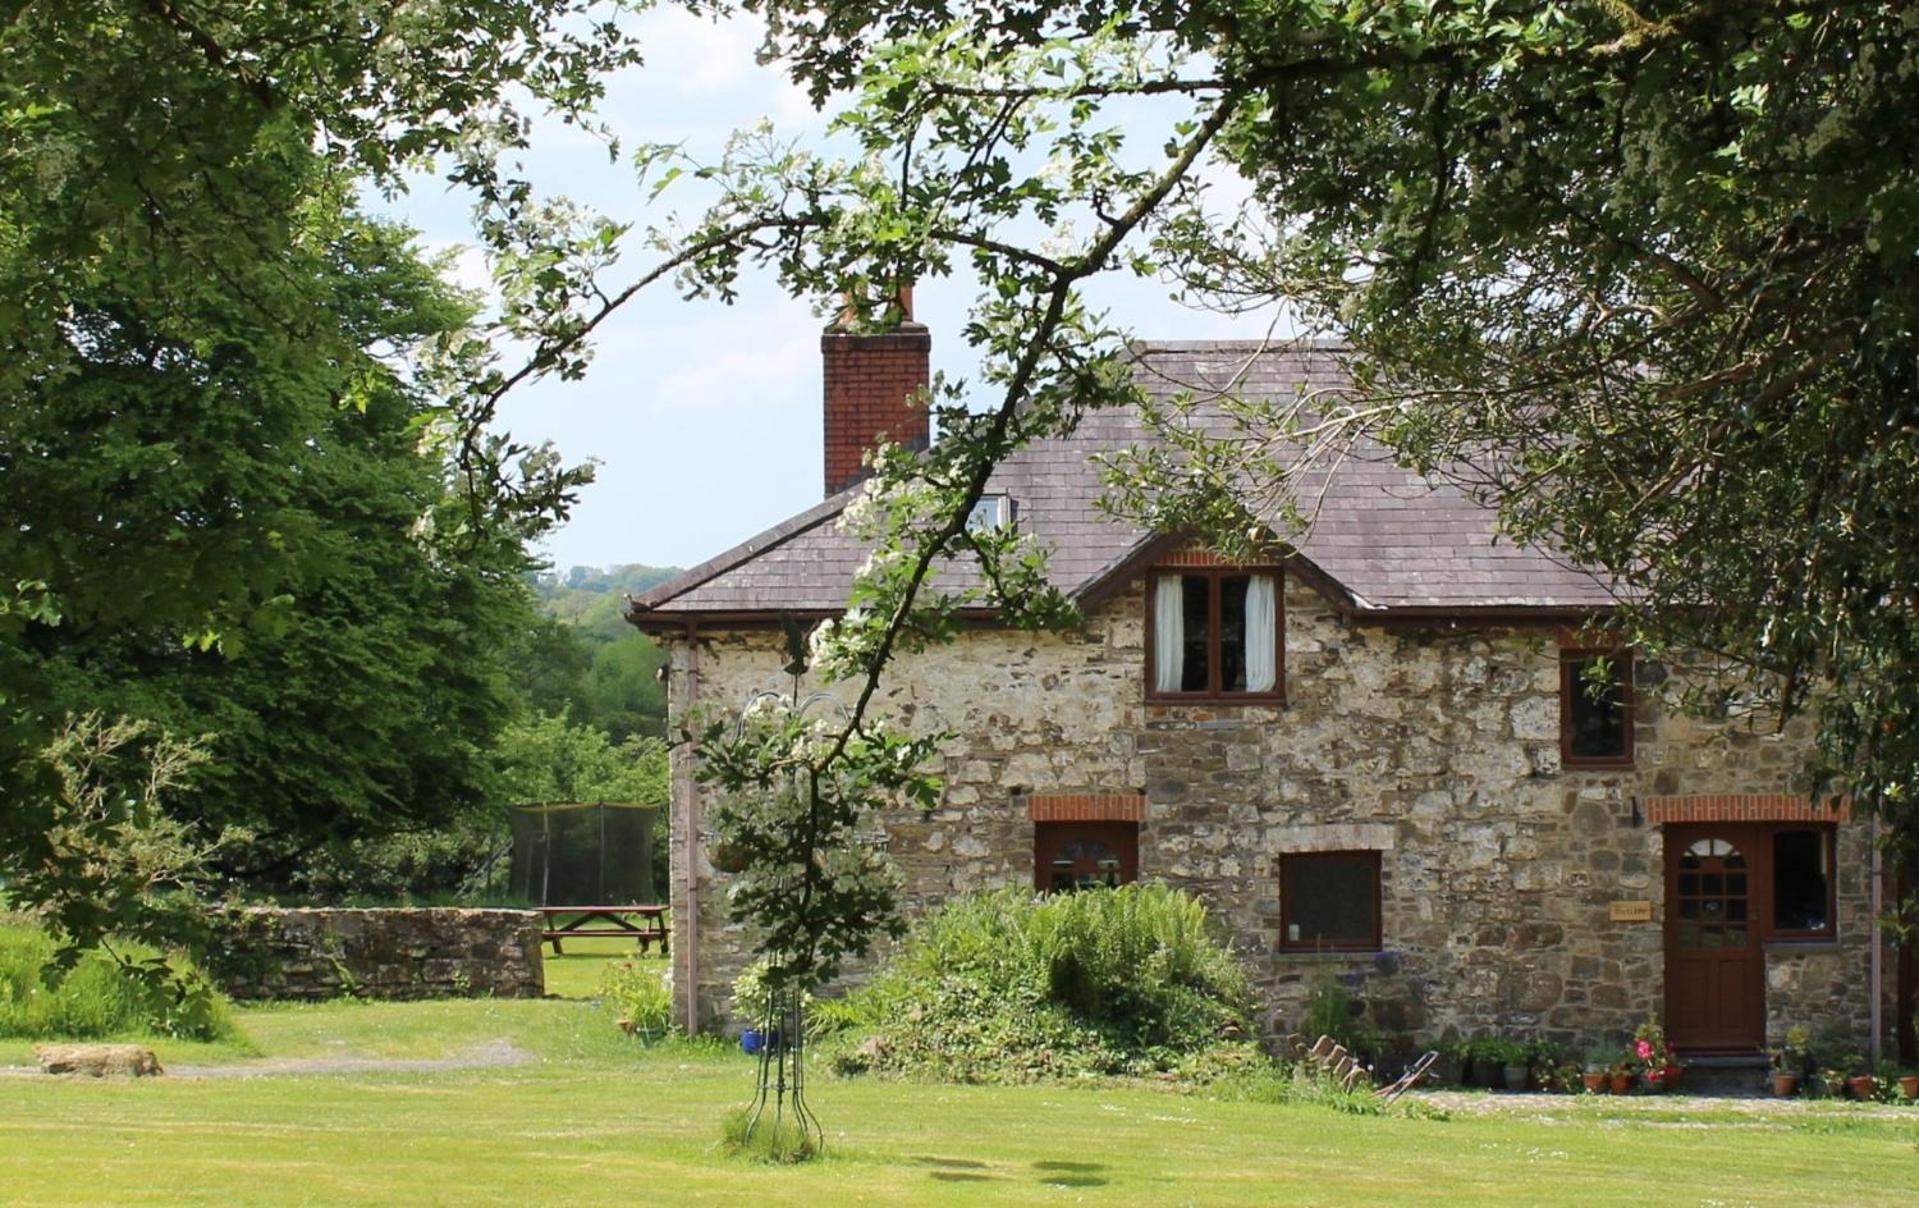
[517,565,681,741]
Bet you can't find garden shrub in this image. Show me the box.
[599,957,673,1036]
[0,923,240,1043]
[817,884,1258,1084]
[1300,972,1382,1062]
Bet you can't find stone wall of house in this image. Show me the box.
[1762,820,1887,1056]
[209,908,545,1002]
[662,571,1883,1056]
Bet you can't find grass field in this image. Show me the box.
[2,940,1915,1206]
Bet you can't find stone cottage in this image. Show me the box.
[630,309,1913,1065]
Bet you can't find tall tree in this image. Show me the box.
[10,169,554,890]
[524,567,677,739]
[0,0,635,940]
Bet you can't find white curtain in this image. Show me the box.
[1154,575,1185,693]
[1244,574,1277,692]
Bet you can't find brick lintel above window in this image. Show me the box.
[1026,793,1145,823]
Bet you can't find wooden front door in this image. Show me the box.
[1665,827,1767,1050]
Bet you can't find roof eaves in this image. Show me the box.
[627,482,864,615]
[1071,529,1367,618]
[630,605,1004,636]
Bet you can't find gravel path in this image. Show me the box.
[1,1038,535,1079]
[1409,1089,1919,1117]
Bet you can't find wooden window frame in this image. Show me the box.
[1559,648,1635,769]
[1144,566,1286,705]
[1767,824,1839,943]
[1033,820,1141,894]
[1278,850,1383,953]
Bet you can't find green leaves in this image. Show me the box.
[696,695,925,988]
[493,712,669,807]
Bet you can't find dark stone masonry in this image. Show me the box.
[664,576,1886,1055]
[209,908,545,1002]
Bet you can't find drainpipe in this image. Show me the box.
[676,626,702,1032]
[1870,817,1884,1065]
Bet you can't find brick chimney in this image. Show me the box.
[821,287,930,496]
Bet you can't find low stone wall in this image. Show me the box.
[208,908,544,1002]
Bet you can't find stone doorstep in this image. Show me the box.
[1676,1051,1771,1097]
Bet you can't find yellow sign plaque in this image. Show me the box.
[1609,900,1654,923]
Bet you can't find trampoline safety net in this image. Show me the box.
[508,802,658,905]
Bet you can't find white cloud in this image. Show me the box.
[652,329,814,412]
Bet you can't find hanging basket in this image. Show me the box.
[709,839,750,874]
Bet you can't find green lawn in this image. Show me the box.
[1,946,1914,1205]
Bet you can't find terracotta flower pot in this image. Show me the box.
[1771,1072,1800,1098]
[1608,1071,1633,1095]
[1847,1075,1877,1102]
[1581,1072,1607,1094]
[1900,1075,1919,1101]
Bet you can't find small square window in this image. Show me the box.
[1560,650,1633,767]
[1034,821,1138,893]
[966,495,1014,531]
[1280,851,1382,951]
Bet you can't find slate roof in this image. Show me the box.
[630,340,1620,624]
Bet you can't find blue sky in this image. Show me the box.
[384,9,1287,573]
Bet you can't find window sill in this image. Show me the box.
[1764,938,1842,953]
[1146,695,1288,708]
[1560,759,1634,772]
[1274,949,1383,963]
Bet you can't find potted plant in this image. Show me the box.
[1581,1045,1612,1094]
[600,959,673,1044]
[633,969,672,1043]
[733,960,814,1056]
[1442,1039,1476,1087]
[1768,1025,1810,1097]
[1524,1039,1564,1092]
[1871,1059,1903,1104]
[1500,1040,1531,1093]
[1768,1051,1800,1096]
[1632,1017,1679,1094]
[1549,1060,1582,1094]
[1460,1037,1504,1088]
[1608,1059,1634,1095]
[1818,1054,1856,1099]
[733,961,778,1055]
[1898,1068,1919,1101]
[1841,1054,1876,1101]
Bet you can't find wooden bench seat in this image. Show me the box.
[539,906,668,956]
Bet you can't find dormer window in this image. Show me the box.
[1147,568,1283,702]
[967,494,1014,531]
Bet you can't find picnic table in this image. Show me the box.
[539,905,668,956]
